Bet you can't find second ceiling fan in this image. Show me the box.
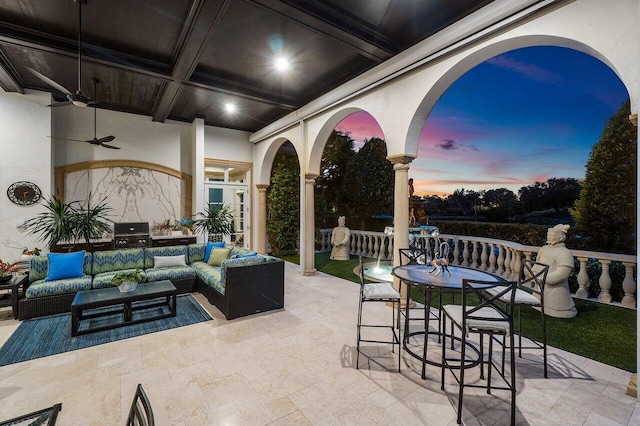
[53,78,119,149]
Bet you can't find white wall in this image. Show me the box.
[53,107,192,171]
[204,126,252,161]
[0,90,53,261]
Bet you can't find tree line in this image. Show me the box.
[266,100,636,254]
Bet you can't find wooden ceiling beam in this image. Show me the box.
[0,48,23,93]
[152,0,228,123]
[247,0,394,62]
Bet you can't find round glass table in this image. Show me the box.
[392,264,501,379]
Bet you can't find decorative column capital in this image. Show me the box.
[256,183,269,192]
[393,163,410,172]
[305,173,318,182]
[387,154,415,165]
[630,113,638,127]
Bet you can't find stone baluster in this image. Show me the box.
[480,243,489,271]
[598,260,612,303]
[488,243,497,273]
[471,242,479,269]
[576,257,589,298]
[503,248,512,279]
[373,236,380,260]
[367,235,374,257]
[461,240,469,267]
[621,262,637,308]
[497,246,505,276]
[452,238,461,266]
[388,235,394,260]
[511,251,522,281]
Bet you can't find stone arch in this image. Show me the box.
[308,107,385,176]
[406,35,633,155]
[257,135,300,184]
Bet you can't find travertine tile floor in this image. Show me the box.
[0,261,637,425]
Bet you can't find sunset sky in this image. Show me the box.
[335,46,629,197]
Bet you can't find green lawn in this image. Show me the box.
[280,252,637,372]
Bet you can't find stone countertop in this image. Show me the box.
[150,234,197,240]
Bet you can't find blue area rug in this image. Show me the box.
[0,294,212,366]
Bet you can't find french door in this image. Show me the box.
[205,184,248,247]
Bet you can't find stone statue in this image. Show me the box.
[534,224,577,318]
[330,216,351,261]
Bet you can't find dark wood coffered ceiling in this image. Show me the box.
[0,0,492,132]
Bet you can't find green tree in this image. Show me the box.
[341,137,393,229]
[571,100,637,253]
[267,154,300,254]
[315,130,355,228]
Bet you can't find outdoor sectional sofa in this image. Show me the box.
[19,244,284,321]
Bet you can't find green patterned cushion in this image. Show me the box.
[188,244,206,263]
[191,261,225,295]
[221,256,267,284]
[92,249,144,274]
[145,265,196,282]
[25,276,92,298]
[92,269,146,289]
[144,246,188,268]
[228,246,251,257]
[29,252,92,282]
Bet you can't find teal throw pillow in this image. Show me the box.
[204,242,225,262]
[45,250,86,281]
[232,252,257,259]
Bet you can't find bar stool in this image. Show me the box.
[441,278,518,425]
[486,259,550,377]
[356,255,401,372]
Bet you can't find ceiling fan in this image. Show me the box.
[27,0,96,108]
[51,78,119,149]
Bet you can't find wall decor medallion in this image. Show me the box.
[7,181,42,206]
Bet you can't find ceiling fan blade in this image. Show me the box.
[47,101,73,107]
[98,135,115,143]
[26,67,72,95]
[48,136,91,143]
[101,143,120,150]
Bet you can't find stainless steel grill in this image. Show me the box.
[113,222,151,249]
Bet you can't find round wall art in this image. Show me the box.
[7,181,42,206]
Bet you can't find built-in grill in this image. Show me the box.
[113,222,151,249]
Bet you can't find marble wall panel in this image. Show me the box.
[66,167,185,226]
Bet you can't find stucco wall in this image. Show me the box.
[0,90,53,261]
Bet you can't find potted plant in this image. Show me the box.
[192,204,235,242]
[111,269,146,293]
[0,259,25,283]
[20,193,112,251]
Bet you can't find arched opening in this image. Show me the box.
[315,111,392,232]
[266,140,300,255]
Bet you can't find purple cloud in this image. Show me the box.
[435,139,480,152]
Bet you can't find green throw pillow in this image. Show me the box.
[207,248,230,266]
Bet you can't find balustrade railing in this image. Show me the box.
[319,228,636,308]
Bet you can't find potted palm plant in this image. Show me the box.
[20,193,113,251]
[192,204,235,242]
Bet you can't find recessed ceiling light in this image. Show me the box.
[274,57,290,72]
[225,103,236,113]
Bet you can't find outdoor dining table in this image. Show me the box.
[391,264,502,379]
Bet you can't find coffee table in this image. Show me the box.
[71,280,177,336]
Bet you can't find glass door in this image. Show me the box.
[205,184,248,247]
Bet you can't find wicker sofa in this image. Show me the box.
[18,244,284,321]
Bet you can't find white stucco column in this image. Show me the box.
[192,117,205,243]
[256,184,269,254]
[304,173,318,275]
[389,156,414,300]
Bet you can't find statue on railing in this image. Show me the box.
[535,224,577,318]
[330,216,351,261]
